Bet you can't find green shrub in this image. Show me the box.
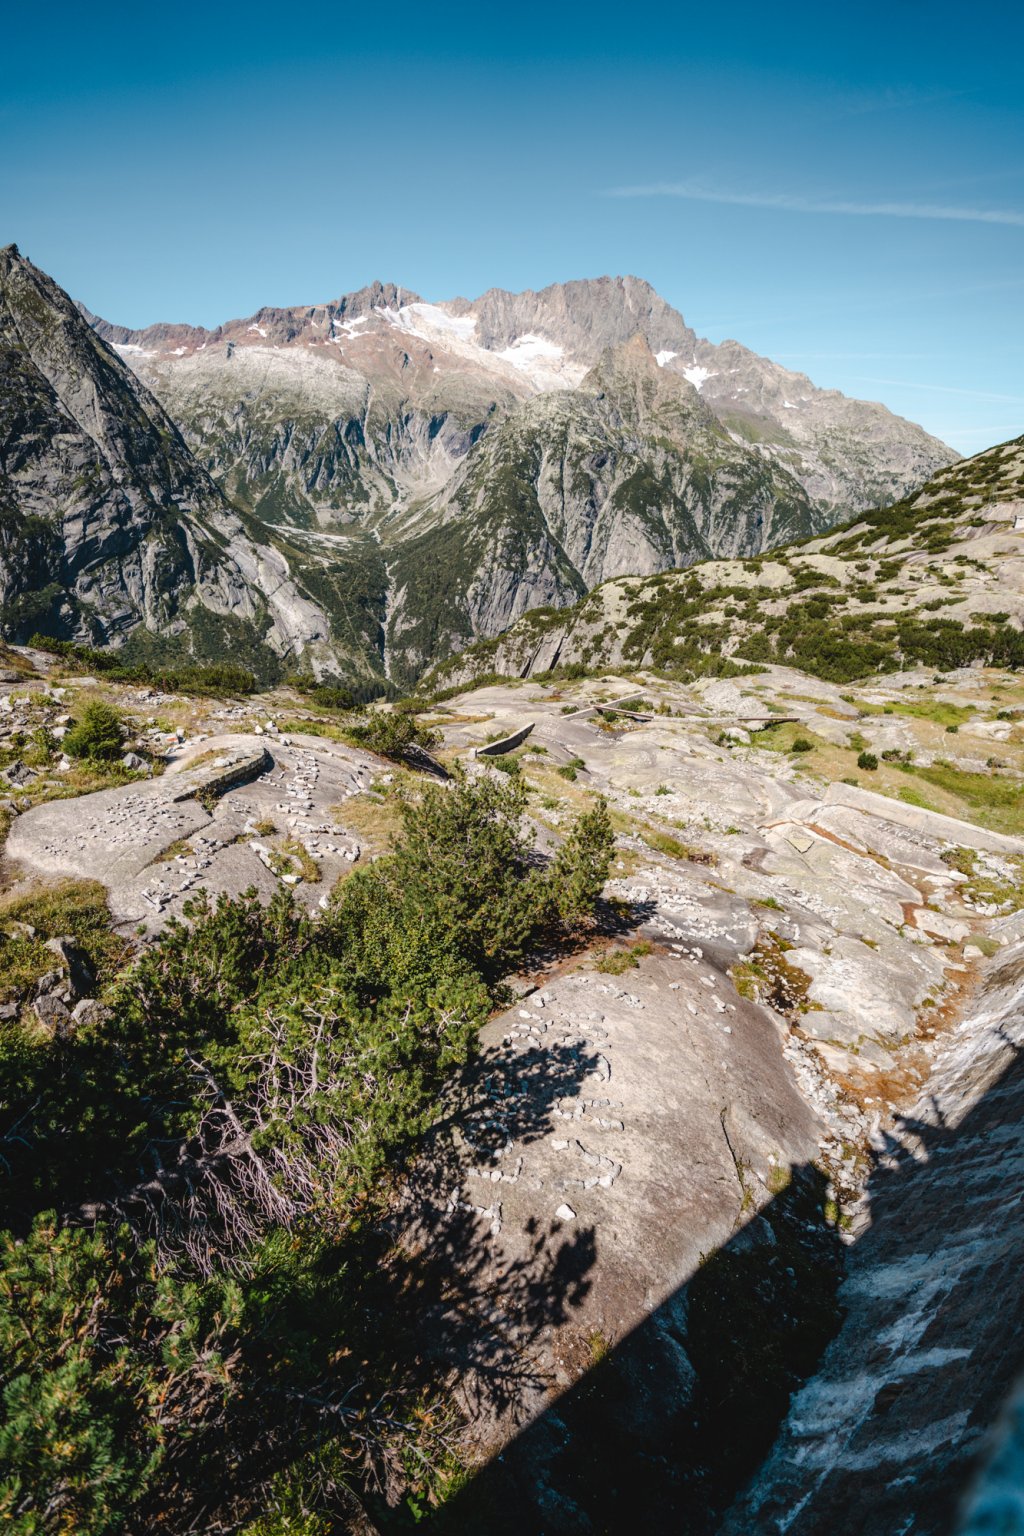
[322,771,613,994]
[595,939,653,974]
[548,798,615,925]
[309,683,354,711]
[0,771,614,1532]
[490,753,521,776]
[857,751,879,771]
[790,738,813,753]
[348,709,440,762]
[63,701,125,760]
[556,755,586,782]
[641,827,713,863]
[28,635,257,696]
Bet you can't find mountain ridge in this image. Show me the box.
[426,432,1024,691]
[82,269,956,525]
[0,243,331,670]
[0,246,964,689]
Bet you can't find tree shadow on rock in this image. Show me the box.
[389,1163,844,1536]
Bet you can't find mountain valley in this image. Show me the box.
[59,257,957,687]
[3,241,1023,1536]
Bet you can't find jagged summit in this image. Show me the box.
[0,246,329,666]
[85,267,956,524]
[2,247,963,688]
[82,279,419,351]
[446,272,697,356]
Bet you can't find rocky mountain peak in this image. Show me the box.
[4,245,963,689]
[579,333,717,430]
[0,247,330,664]
[83,279,422,355]
[452,273,699,363]
[1,245,204,490]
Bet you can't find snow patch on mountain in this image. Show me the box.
[683,364,715,391]
[494,334,586,390]
[496,334,563,367]
[380,302,478,346]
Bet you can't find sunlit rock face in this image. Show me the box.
[0,244,331,674]
[724,922,1024,1536]
[80,271,956,687]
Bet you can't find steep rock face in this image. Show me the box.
[0,245,330,669]
[17,261,957,687]
[114,339,512,532]
[91,274,956,541]
[447,272,698,358]
[448,276,957,514]
[86,284,523,532]
[429,433,1024,690]
[383,339,820,683]
[723,922,1024,1536]
[690,335,956,514]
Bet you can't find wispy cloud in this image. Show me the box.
[603,182,1024,227]
[830,86,958,119]
[770,352,942,362]
[854,377,1024,404]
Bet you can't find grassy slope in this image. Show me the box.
[428,434,1024,690]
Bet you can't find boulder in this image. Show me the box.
[33,968,67,1000]
[71,998,109,1029]
[43,935,95,999]
[1,762,36,787]
[915,909,970,943]
[32,993,72,1036]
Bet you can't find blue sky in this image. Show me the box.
[2,0,1021,455]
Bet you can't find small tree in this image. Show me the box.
[326,769,542,988]
[352,711,440,763]
[548,797,614,927]
[63,702,125,761]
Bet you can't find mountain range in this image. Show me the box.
[2,244,957,686]
[432,432,1024,689]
